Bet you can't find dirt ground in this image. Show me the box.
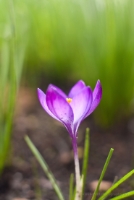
[0,87,134,200]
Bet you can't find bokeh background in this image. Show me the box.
[0,0,134,199]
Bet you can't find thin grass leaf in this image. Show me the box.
[81,128,90,200]
[91,148,114,200]
[109,191,134,200]
[32,160,42,200]
[0,0,22,173]
[0,40,10,141]
[69,173,74,200]
[72,183,76,200]
[25,135,65,200]
[112,176,118,185]
[0,41,9,96]
[98,169,134,200]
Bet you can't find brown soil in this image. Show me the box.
[0,87,134,200]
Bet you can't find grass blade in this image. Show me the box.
[69,173,74,200]
[25,135,65,200]
[81,128,90,200]
[109,191,134,200]
[98,169,134,200]
[91,148,114,200]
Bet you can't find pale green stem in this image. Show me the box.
[72,137,81,200]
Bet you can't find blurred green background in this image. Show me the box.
[0,0,134,172]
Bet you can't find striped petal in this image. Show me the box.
[85,80,102,117]
[37,88,59,121]
[46,85,74,137]
[70,87,93,135]
[68,80,86,98]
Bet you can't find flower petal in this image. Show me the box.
[46,85,74,136]
[37,88,59,120]
[85,80,102,117]
[49,84,67,98]
[68,80,86,98]
[70,86,92,124]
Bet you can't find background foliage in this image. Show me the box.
[7,0,134,126]
[0,0,26,172]
[0,0,134,172]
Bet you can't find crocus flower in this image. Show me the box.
[37,80,102,139]
[38,80,102,199]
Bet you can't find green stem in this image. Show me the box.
[72,137,81,200]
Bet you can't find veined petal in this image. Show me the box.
[68,80,86,98]
[46,85,74,136]
[70,86,92,124]
[48,84,67,98]
[71,87,93,136]
[85,80,102,117]
[37,88,59,120]
[37,79,102,138]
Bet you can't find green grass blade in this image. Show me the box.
[72,183,76,200]
[0,42,9,94]
[98,169,134,200]
[25,135,65,200]
[81,128,90,200]
[69,173,74,200]
[109,191,134,200]
[0,0,20,172]
[91,148,114,200]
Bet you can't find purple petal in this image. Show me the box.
[68,80,86,98]
[70,87,93,135]
[70,86,92,123]
[46,85,74,136]
[48,84,67,98]
[85,80,102,117]
[37,88,59,121]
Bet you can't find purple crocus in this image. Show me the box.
[37,80,102,139]
[37,80,102,198]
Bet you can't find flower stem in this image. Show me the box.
[72,137,81,200]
